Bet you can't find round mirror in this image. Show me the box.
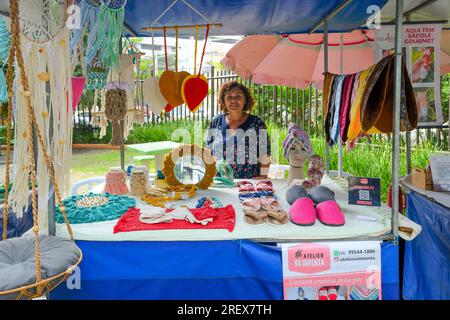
[162,144,217,190]
[174,155,206,185]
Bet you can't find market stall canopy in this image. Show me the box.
[221,30,376,89]
[0,0,388,37]
[380,0,450,29]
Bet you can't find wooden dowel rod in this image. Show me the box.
[142,23,223,31]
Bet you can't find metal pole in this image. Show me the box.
[338,33,344,177]
[210,66,215,119]
[308,83,312,134]
[324,19,330,174]
[405,15,412,174]
[392,0,403,244]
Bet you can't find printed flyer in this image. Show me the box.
[281,241,382,300]
[375,24,443,126]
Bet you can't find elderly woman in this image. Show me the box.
[205,81,271,179]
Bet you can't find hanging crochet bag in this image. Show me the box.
[0,16,10,61]
[105,87,127,146]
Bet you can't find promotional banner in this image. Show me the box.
[281,241,382,300]
[375,24,443,126]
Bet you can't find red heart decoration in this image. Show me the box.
[165,104,175,112]
[181,75,209,112]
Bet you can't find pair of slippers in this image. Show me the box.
[238,180,274,193]
[290,198,345,226]
[319,286,338,300]
[242,197,289,225]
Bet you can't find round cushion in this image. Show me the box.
[308,186,335,204]
[286,185,308,205]
[0,235,81,299]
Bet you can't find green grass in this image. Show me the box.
[71,149,154,176]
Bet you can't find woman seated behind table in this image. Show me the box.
[205,81,271,179]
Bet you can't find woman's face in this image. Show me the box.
[224,87,246,115]
[288,141,308,167]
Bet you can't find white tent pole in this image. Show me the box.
[392,0,403,244]
[324,19,330,174]
[338,33,344,177]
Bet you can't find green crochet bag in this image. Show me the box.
[0,16,10,62]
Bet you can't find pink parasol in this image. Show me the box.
[221,30,376,89]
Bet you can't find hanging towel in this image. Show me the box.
[325,77,340,145]
[339,74,356,144]
[360,54,418,134]
[330,75,345,145]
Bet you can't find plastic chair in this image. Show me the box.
[268,164,290,179]
[70,176,106,196]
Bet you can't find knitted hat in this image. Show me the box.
[283,123,313,160]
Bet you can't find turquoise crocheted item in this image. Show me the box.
[0,16,10,62]
[86,67,109,90]
[55,193,136,224]
[0,69,7,104]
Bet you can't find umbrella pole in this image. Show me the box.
[324,19,330,174]
[392,0,403,244]
[338,33,344,177]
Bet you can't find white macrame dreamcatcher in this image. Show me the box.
[9,0,72,234]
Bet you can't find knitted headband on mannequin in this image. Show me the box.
[282,123,313,160]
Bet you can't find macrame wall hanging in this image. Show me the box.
[104,85,127,146]
[70,0,101,57]
[8,0,73,234]
[85,0,126,69]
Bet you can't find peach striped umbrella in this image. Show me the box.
[221,30,376,89]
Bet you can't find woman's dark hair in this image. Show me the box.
[218,81,255,114]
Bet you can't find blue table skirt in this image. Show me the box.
[403,192,450,300]
[52,240,399,300]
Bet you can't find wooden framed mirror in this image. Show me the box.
[162,144,217,190]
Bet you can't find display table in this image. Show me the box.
[50,174,400,300]
[56,175,392,241]
[400,176,450,300]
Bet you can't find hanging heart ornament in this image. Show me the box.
[181,75,209,112]
[159,70,190,108]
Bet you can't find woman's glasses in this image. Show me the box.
[224,94,244,101]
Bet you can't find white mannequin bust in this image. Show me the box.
[287,141,309,185]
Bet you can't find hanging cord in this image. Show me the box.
[197,24,210,76]
[151,28,156,77]
[163,27,168,71]
[194,25,199,75]
[175,27,178,72]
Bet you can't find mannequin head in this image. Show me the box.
[282,123,313,161]
[287,141,308,168]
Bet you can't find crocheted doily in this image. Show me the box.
[19,0,66,43]
[55,193,135,224]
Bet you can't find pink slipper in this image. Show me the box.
[290,197,316,226]
[316,200,345,226]
[318,287,328,300]
[327,287,338,300]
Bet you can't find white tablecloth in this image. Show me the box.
[55,174,392,241]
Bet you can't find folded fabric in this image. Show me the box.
[113,205,236,233]
[139,212,173,224]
